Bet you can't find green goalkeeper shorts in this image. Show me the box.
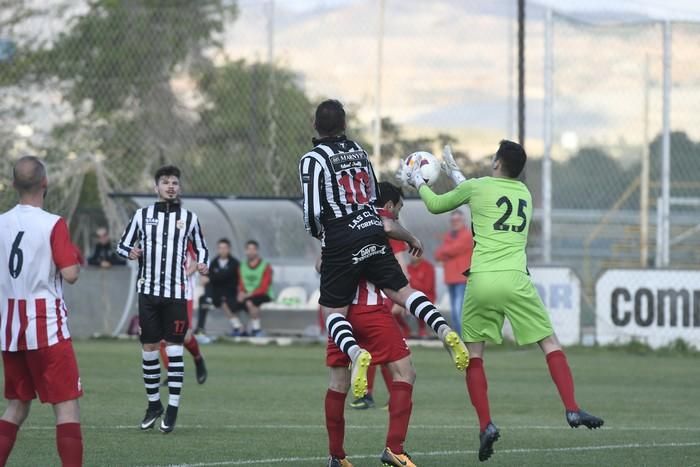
[462,270,554,346]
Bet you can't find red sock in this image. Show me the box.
[380,365,393,394]
[159,341,169,367]
[366,365,377,395]
[386,381,413,454]
[56,423,82,467]
[0,420,18,466]
[466,357,492,432]
[325,389,346,459]
[184,336,201,360]
[546,350,579,411]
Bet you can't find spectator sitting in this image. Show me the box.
[434,209,473,331]
[236,240,273,337]
[194,238,241,336]
[88,227,126,268]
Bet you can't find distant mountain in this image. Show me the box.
[222,0,700,157]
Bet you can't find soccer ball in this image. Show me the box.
[401,151,441,186]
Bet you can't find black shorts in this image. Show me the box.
[235,295,271,311]
[210,287,238,309]
[319,232,408,308]
[138,294,188,344]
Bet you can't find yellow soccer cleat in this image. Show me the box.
[327,456,353,467]
[350,349,372,399]
[381,447,417,467]
[444,330,470,371]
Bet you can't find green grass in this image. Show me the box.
[3,340,700,466]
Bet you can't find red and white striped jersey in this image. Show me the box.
[0,205,81,351]
[351,278,386,307]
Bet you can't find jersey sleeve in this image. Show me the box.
[117,211,141,258]
[50,218,82,269]
[299,154,324,238]
[418,179,475,214]
[189,216,209,265]
[389,238,408,253]
[251,264,273,297]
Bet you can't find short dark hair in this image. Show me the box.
[495,140,527,178]
[314,99,346,136]
[246,240,259,248]
[376,182,403,207]
[217,238,231,246]
[13,156,46,194]
[154,165,181,183]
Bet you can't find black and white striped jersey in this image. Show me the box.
[298,135,381,240]
[116,201,209,299]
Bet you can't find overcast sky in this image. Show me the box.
[281,0,700,21]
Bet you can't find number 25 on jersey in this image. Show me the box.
[493,197,527,232]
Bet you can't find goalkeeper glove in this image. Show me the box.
[441,145,466,185]
[405,155,426,189]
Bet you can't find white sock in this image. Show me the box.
[251,318,261,331]
[142,350,160,403]
[166,345,184,407]
[326,313,361,362]
[229,317,242,329]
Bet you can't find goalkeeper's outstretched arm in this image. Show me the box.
[418,183,472,214]
[416,145,473,214]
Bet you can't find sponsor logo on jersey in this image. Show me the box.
[348,210,383,231]
[330,151,368,171]
[145,217,159,226]
[176,220,185,230]
[351,243,387,264]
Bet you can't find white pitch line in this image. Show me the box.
[151,442,700,467]
[20,424,700,432]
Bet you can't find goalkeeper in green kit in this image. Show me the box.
[405,140,604,463]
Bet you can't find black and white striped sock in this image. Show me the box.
[166,345,184,407]
[406,291,450,340]
[142,350,160,404]
[326,313,362,362]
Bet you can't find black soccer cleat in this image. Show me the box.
[566,409,604,429]
[478,422,500,462]
[159,405,179,434]
[140,402,164,430]
[195,356,207,384]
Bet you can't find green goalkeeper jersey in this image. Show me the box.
[418,176,532,274]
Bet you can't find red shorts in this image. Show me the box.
[2,340,82,404]
[326,304,410,367]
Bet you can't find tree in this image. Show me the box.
[0,1,238,229]
[189,60,314,196]
[551,147,635,209]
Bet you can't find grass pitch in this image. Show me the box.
[3,340,699,466]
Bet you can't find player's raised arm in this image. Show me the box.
[117,211,142,259]
[405,151,474,214]
[417,183,473,215]
[299,154,324,239]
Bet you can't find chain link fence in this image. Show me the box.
[1,1,699,343]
